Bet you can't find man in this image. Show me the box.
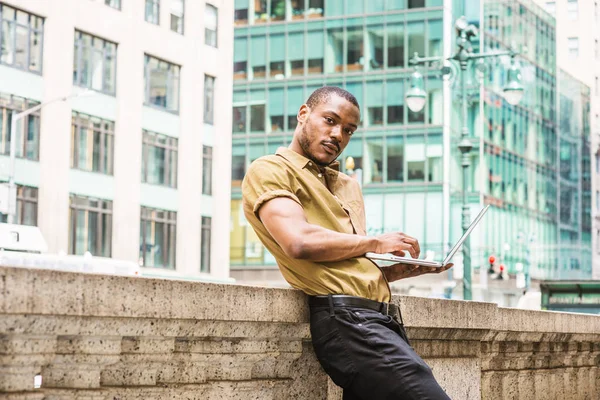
[242,86,452,399]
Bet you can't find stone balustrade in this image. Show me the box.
[0,266,599,399]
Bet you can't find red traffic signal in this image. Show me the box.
[488,255,496,264]
[499,264,505,272]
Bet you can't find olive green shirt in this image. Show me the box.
[242,147,391,302]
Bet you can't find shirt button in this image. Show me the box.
[318,173,323,178]
[308,162,312,166]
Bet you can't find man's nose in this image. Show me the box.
[330,125,342,141]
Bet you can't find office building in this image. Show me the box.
[0,0,233,279]
[230,0,594,300]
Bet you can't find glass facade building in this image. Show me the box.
[230,0,593,285]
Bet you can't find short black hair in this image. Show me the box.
[305,86,360,111]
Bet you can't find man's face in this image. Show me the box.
[296,94,360,167]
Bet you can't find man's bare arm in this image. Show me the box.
[258,197,420,263]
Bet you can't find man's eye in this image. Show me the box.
[345,129,354,135]
[325,117,334,124]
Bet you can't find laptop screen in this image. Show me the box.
[442,205,490,265]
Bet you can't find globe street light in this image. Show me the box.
[405,16,524,300]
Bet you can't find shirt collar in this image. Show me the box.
[276,147,340,172]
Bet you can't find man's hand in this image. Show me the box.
[382,263,454,283]
[374,232,420,259]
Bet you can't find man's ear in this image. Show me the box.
[297,104,310,124]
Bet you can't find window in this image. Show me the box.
[387,136,404,182]
[104,0,121,9]
[269,34,285,78]
[144,54,180,112]
[408,22,425,59]
[0,93,40,160]
[364,137,383,184]
[0,185,37,226]
[271,0,285,21]
[326,28,343,73]
[205,4,218,47]
[250,104,265,131]
[367,25,384,70]
[367,81,383,126]
[0,4,44,72]
[234,37,247,80]
[234,0,249,25]
[288,33,304,76]
[568,37,579,59]
[141,130,178,187]
[204,75,215,124]
[69,195,112,257]
[202,146,213,195]
[201,216,211,272]
[250,36,266,79]
[255,0,267,23]
[387,23,405,68]
[408,0,425,7]
[233,105,246,132]
[145,0,160,24]
[140,207,176,269]
[232,143,246,186]
[71,112,114,174]
[387,80,404,124]
[307,30,324,74]
[170,0,184,34]
[346,27,363,72]
[269,88,284,132]
[307,0,323,18]
[544,1,555,14]
[73,31,117,95]
[567,0,578,20]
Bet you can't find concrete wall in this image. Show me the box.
[0,266,599,399]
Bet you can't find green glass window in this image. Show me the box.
[234,38,247,80]
[347,0,363,15]
[367,0,385,13]
[428,78,443,125]
[325,28,343,73]
[387,79,404,125]
[255,0,267,23]
[364,137,383,184]
[250,36,266,79]
[288,33,304,76]
[235,0,249,25]
[406,136,425,181]
[232,143,246,185]
[271,0,285,21]
[308,30,324,74]
[287,86,304,130]
[347,27,363,72]
[427,135,442,182]
[387,23,405,68]
[408,21,425,58]
[269,88,284,132]
[367,25,384,70]
[269,34,285,78]
[341,138,363,181]
[408,0,425,8]
[345,81,363,118]
[388,0,405,10]
[428,19,442,57]
[366,81,384,126]
[325,0,344,16]
[386,136,404,182]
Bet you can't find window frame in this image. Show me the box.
[71,112,115,175]
[202,145,213,195]
[68,195,113,257]
[205,3,218,47]
[0,185,38,226]
[170,0,184,34]
[144,54,181,113]
[140,206,177,269]
[141,129,179,188]
[0,94,40,161]
[0,4,45,73]
[145,0,160,25]
[73,30,118,95]
[201,216,211,273]
[204,75,215,125]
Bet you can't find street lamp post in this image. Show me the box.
[406,16,524,300]
[6,89,96,224]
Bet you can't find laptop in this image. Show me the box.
[365,205,490,268]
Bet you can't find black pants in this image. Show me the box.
[309,297,451,400]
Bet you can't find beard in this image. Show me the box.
[299,122,331,167]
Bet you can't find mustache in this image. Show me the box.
[322,140,340,153]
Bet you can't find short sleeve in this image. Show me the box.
[242,156,303,219]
